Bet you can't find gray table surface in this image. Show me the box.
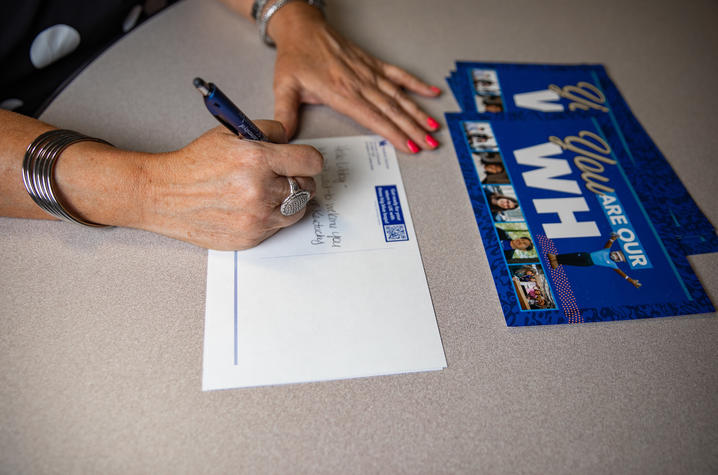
[2,0,717,473]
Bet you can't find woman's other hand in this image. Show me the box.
[268,2,442,154]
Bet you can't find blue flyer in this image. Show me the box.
[446,113,714,326]
[446,62,718,255]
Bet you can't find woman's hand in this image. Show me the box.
[55,120,323,250]
[268,2,442,154]
[136,121,323,250]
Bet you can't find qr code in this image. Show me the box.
[384,224,408,242]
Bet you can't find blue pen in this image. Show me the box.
[193,77,311,216]
[193,77,269,142]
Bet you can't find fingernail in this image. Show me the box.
[427,117,440,130]
[430,86,441,95]
[407,140,420,154]
[425,134,439,148]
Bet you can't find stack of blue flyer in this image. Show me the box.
[445,62,716,326]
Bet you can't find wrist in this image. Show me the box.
[53,142,148,228]
[267,1,326,47]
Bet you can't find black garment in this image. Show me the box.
[0,0,175,117]
[496,227,515,260]
[555,252,593,266]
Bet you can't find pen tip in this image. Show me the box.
[193,77,210,96]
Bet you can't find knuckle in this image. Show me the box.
[331,74,362,98]
[381,97,402,117]
[308,149,324,174]
[395,88,412,105]
[384,81,401,97]
[240,144,265,164]
[242,182,268,205]
[296,145,324,175]
[365,105,387,123]
[388,98,402,114]
[354,63,377,83]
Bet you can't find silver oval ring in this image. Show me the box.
[280,177,311,216]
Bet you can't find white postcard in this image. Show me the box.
[202,136,446,390]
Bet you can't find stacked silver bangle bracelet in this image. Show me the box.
[22,129,112,228]
[255,0,325,46]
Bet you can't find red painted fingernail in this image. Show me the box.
[407,139,420,154]
[425,134,439,148]
[427,117,440,130]
[430,86,441,95]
